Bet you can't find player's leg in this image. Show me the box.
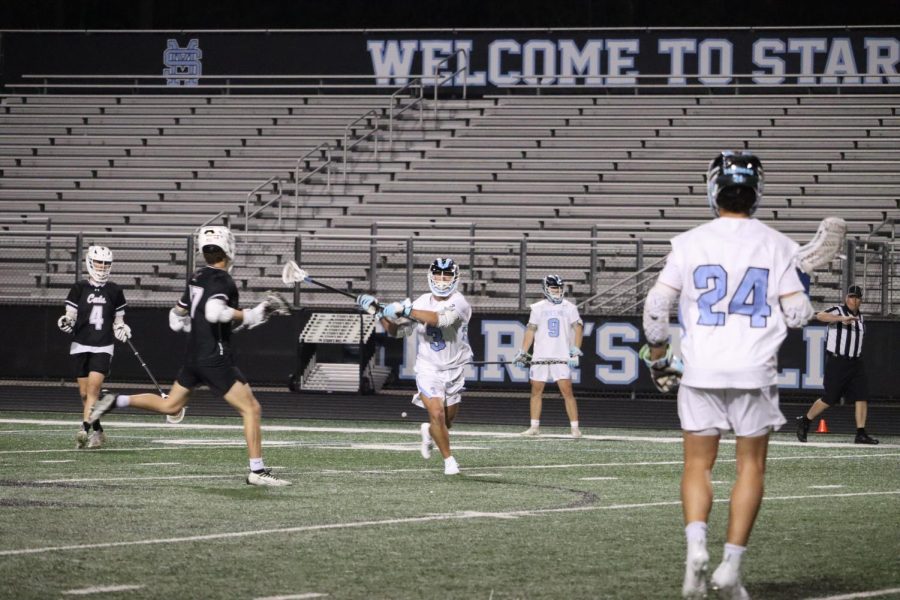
[849,363,878,444]
[522,376,545,435]
[798,357,843,442]
[681,431,719,599]
[123,383,191,414]
[75,375,91,448]
[84,368,107,448]
[221,377,291,486]
[420,394,459,475]
[556,377,581,437]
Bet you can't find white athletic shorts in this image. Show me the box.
[677,384,786,437]
[411,364,465,408]
[529,363,572,383]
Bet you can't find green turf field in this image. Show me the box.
[1,412,898,599]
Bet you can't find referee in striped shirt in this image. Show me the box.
[796,285,879,444]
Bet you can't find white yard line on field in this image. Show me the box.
[803,588,900,600]
[254,594,328,600]
[3,417,897,448]
[1,489,897,558]
[61,584,145,595]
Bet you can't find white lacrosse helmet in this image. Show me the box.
[197,226,235,269]
[542,274,565,304]
[428,257,460,297]
[85,245,113,284]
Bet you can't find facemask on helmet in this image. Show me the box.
[85,245,113,284]
[707,151,764,216]
[542,274,565,304]
[428,257,460,297]
[197,226,236,271]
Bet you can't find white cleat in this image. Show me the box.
[710,557,750,600]
[682,542,709,599]
[166,406,187,424]
[75,429,89,449]
[444,456,460,475]
[87,430,106,449]
[521,426,540,436]
[571,427,583,439]
[88,390,116,424]
[419,422,433,459]
[246,469,291,487]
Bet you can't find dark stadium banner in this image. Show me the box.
[1,28,899,92]
[4,305,897,400]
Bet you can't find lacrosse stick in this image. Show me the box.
[795,217,847,273]
[282,260,385,314]
[232,290,292,332]
[469,359,569,366]
[125,338,186,424]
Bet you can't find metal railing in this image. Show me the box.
[294,143,333,211]
[432,49,469,121]
[244,175,284,231]
[578,254,668,314]
[342,109,380,183]
[388,77,425,149]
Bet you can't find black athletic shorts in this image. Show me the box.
[176,363,248,396]
[822,354,869,405]
[72,352,112,378]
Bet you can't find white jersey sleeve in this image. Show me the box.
[412,292,473,371]
[668,218,802,389]
[530,299,581,361]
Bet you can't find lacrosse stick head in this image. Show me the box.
[281,260,309,285]
[796,217,847,273]
[166,406,186,425]
[263,291,291,317]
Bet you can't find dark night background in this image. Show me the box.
[1,0,899,30]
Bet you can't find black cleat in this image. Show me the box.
[796,416,810,443]
[854,431,879,445]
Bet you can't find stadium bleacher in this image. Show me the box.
[1,92,898,311]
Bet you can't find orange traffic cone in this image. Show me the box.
[816,418,829,434]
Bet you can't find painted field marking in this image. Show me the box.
[137,462,181,466]
[2,489,897,558]
[254,594,328,600]
[803,587,900,600]
[38,459,75,464]
[579,476,619,481]
[61,584,145,595]
[809,484,845,489]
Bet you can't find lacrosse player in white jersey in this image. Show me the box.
[515,275,584,438]
[640,152,814,599]
[357,257,472,475]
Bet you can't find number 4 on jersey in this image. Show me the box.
[694,265,771,328]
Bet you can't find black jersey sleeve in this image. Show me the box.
[114,285,127,315]
[65,281,84,311]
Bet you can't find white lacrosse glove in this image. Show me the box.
[639,344,683,393]
[169,308,191,332]
[568,346,583,369]
[113,322,132,342]
[382,298,412,319]
[513,349,532,368]
[57,314,75,334]
[356,294,380,316]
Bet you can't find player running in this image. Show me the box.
[357,257,472,475]
[58,245,131,449]
[515,274,584,438]
[88,226,292,486]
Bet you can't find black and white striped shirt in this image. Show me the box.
[822,305,864,358]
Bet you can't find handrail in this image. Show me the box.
[388,77,425,149]
[295,143,333,201]
[342,109,380,184]
[244,175,283,231]
[196,211,231,230]
[577,254,668,312]
[432,49,469,122]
